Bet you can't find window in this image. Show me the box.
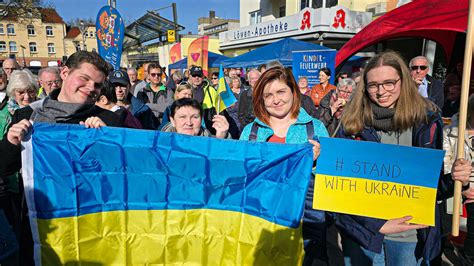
[0,24,4,35]
[249,10,261,25]
[0,41,6,52]
[279,6,286,17]
[46,26,53,36]
[7,24,14,35]
[326,0,338,8]
[9,41,17,52]
[27,25,35,35]
[47,43,55,53]
[29,42,37,53]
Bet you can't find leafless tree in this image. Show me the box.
[0,0,51,19]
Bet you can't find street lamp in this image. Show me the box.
[314,33,328,46]
[79,20,87,51]
[20,45,26,67]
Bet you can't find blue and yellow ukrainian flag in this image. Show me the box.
[23,123,314,265]
[216,65,237,113]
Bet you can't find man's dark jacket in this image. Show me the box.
[426,75,444,109]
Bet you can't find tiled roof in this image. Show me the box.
[38,8,65,24]
[65,26,81,38]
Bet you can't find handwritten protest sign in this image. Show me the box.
[292,50,336,87]
[314,137,445,226]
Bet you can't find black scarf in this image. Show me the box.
[370,102,396,132]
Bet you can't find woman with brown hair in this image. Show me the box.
[336,51,471,265]
[310,67,336,108]
[239,66,329,264]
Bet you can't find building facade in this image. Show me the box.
[198,11,240,36]
[0,7,66,67]
[221,1,372,56]
[64,25,99,56]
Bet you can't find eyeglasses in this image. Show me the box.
[211,77,218,80]
[16,89,36,96]
[3,67,16,71]
[337,89,352,95]
[410,65,428,71]
[192,75,203,78]
[149,73,162,78]
[366,78,400,93]
[45,80,61,86]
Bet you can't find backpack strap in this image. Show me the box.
[249,121,315,141]
[249,122,259,141]
[306,122,315,140]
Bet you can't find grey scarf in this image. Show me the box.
[370,102,396,132]
[29,97,88,123]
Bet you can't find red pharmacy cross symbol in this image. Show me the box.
[332,9,346,29]
[300,10,311,30]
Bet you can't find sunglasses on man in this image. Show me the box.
[191,74,203,78]
[149,73,162,77]
[410,65,428,71]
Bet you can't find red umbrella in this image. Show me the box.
[336,0,468,67]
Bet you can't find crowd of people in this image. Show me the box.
[0,50,473,265]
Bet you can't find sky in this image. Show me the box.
[49,0,240,34]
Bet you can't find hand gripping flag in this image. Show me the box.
[216,64,237,113]
[22,123,314,265]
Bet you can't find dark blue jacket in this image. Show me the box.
[128,93,159,130]
[335,111,455,261]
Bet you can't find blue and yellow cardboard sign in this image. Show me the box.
[22,123,313,265]
[292,50,336,87]
[96,6,125,70]
[314,137,445,226]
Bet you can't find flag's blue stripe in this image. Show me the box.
[316,137,443,189]
[32,123,313,228]
[221,91,236,107]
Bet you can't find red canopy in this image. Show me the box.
[336,0,468,67]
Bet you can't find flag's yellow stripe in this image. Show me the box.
[313,174,437,226]
[37,209,304,265]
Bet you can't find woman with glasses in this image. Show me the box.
[335,51,471,265]
[315,78,356,136]
[6,70,38,116]
[210,72,219,88]
[443,94,474,265]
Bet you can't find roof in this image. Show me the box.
[65,26,81,39]
[124,10,185,49]
[0,7,65,24]
[38,8,65,24]
[222,38,331,68]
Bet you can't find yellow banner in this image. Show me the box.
[313,174,437,226]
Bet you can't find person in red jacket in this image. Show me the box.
[310,67,336,108]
